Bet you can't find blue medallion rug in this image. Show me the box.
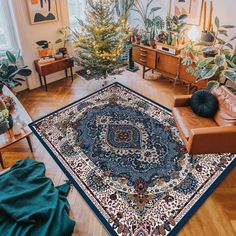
[30,82,235,236]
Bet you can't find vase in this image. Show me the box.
[59,47,67,56]
[201,31,215,44]
[167,32,172,45]
[8,115,13,130]
[0,120,9,135]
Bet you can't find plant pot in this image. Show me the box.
[141,38,149,46]
[201,31,215,44]
[135,35,141,44]
[8,115,13,130]
[0,120,9,135]
[203,47,218,58]
[59,47,67,56]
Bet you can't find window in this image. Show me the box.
[68,0,87,30]
[0,0,19,55]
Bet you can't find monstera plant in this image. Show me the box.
[0,51,32,92]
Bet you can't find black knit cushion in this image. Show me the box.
[190,90,219,118]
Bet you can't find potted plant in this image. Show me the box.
[132,0,161,34]
[181,16,236,91]
[55,27,72,56]
[0,103,9,135]
[0,51,32,93]
[166,14,187,46]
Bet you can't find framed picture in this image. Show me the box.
[26,0,59,24]
[169,0,203,25]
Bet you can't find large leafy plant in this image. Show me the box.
[166,14,187,44]
[181,16,236,89]
[115,0,135,21]
[0,51,32,91]
[132,0,162,34]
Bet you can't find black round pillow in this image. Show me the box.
[190,90,219,118]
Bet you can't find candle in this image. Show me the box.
[208,0,213,32]
[203,1,206,32]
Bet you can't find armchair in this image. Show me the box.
[172,89,236,154]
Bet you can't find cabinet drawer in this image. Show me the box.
[133,46,156,69]
[132,46,141,62]
[156,53,179,76]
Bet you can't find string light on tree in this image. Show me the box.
[72,0,131,85]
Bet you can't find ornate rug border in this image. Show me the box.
[29,82,236,236]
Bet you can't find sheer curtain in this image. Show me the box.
[68,0,87,31]
[0,0,18,56]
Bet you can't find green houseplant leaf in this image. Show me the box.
[197,57,215,68]
[214,54,226,67]
[223,69,236,82]
[198,65,218,81]
[215,16,220,28]
[221,25,235,29]
[6,51,16,64]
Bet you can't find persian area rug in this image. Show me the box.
[30,82,235,236]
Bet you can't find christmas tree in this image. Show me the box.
[72,0,131,83]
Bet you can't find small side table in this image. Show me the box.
[34,58,74,91]
[0,86,33,169]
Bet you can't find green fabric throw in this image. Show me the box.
[0,159,75,236]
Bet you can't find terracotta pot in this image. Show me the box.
[135,35,141,44]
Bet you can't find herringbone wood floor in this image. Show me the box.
[0,69,235,236]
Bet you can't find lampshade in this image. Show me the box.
[187,26,200,41]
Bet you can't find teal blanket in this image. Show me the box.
[0,159,75,236]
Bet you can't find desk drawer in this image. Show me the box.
[40,59,74,76]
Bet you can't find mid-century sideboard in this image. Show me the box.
[132,44,206,93]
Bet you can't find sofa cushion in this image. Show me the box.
[173,106,218,139]
[211,86,236,126]
[190,90,219,118]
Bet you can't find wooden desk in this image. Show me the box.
[0,86,33,168]
[133,44,207,93]
[34,58,74,91]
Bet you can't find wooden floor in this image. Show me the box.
[0,69,235,236]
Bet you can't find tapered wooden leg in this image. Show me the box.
[0,151,4,169]
[26,135,33,153]
[43,76,48,91]
[70,66,74,82]
[143,66,145,79]
[65,69,68,78]
[187,83,191,94]
[39,74,43,87]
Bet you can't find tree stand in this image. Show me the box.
[126,47,139,72]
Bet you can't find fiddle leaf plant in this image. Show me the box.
[0,51,32,91]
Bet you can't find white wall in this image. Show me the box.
[10,0,70,90]
[129,0,169,30]
[129,0,236,48]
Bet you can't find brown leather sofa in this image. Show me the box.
[172,86,236,154]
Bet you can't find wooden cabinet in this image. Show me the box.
[132,44,206,93]
[34,58,74,91]
[156,52,180,77]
